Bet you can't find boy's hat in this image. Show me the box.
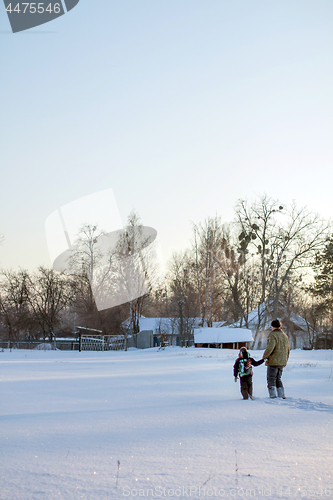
[239,346,249,359]
[271,319,281,328]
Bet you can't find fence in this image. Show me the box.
[79,335,125,351]
[0,335,126,351]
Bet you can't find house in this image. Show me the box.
[315,331,333,350]
[229,301,314,349]
[124,317,203,349]
[194,327,253,349]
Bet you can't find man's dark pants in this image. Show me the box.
[267,366,284,389]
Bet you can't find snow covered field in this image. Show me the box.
[0,347,332,500]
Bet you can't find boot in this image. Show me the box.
[269,386,277,398]
[277,387,286,399]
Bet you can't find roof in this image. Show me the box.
[194,327,253,344]
[230,301,310,332]
[139,317,173,333]
[141,317,203,334]
[123,317,203,335]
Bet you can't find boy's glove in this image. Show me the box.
[234,377,238,382]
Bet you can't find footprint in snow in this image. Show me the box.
[262,397,333,413]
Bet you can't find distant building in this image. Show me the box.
[123,317,203,349]
[229,301,314,349]
[194,327,253,349]
[314,331,333,350]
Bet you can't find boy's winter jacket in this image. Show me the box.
[233,355,264,378]
[263,328,290,367]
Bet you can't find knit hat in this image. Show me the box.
[239,346,249,360]
[271,319,281,329]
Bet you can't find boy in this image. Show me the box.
[233,346,264,400]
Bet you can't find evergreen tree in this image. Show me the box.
[311,236,333,329]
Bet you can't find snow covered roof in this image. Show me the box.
[230,301,310,332]
[122,317,203,335]
[139,317,172,333]
[194,327,253,344]
[142,317,203,333]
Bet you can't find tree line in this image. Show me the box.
[1,195,333,348]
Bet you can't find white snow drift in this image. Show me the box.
[0,347,332,500]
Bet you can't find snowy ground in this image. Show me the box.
[0,347,332,500]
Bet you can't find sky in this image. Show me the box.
[1,0,333,271]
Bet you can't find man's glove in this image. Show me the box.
[234,377,238,382]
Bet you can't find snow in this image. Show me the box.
[0,347,332,500]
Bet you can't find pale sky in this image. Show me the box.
[1,0,332,271]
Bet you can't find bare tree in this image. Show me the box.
[66,213,162,347]
[68,223,106,328]
[165,250,199,345]
[0,269,33,345]
[235,195,284,327]
[25,267,76,342]
[269,202,327,316]
[212,227,260,326]
[191,216,224,326]
[69,223,106,284]
[114,211,160,348]
[235,194,328,335]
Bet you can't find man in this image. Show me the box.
[262,319,290,399]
